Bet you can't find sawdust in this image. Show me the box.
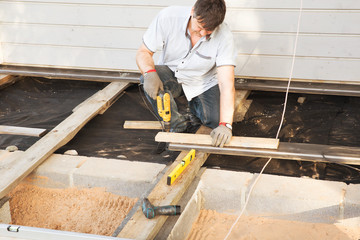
[186,209,359,240]
[9,183,137,236]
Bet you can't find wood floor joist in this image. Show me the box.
[118,126,211,240]
[0,125,47,137]
[168,141,360,165]
[155,132,280,149]
[234,90,251,122]
[0,82,131,199]
[0,75,17,89]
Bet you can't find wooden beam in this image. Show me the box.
[0,75,17,89]
[118,126,211,240]
[234,99,252,122]
[155,132,279,149]
[0,125,47,137]
[123,121,162,130]
[234,90,251,122]
[0,82,130,199]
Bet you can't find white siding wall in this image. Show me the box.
[0,44,3,64]
[1,0,360,83]
[0,34,3,64]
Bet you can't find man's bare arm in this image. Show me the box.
[217,65,235,124]
[136,43,156,74]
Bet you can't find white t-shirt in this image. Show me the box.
[143,6,236,101]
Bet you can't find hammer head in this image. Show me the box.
[142,198,155,219]
[141,198,181,219]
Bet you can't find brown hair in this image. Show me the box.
[193,0,226,31]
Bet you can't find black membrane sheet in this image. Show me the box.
[1,77,360,183]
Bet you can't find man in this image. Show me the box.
[136,0,236,148]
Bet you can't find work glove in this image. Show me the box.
[210,125,232,148]
[144,71,164,100]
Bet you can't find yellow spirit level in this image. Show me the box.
[167,149,196,185]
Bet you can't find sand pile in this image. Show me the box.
[9,183,137,236]
[186,209,359,240]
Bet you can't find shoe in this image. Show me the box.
[155,142,168,154]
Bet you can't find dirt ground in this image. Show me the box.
[9,183,137,236]
[186,209,360,240]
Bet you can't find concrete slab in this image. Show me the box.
[73,157,165,198]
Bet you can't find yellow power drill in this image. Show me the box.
[157,91,171,132]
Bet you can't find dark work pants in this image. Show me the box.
[140,65,220,132]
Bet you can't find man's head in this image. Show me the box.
[192,0,226,32]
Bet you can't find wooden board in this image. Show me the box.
[0,81,130,199]
[0,75,17,89]
[234,90,250,123]
[0,125,47,137]
[234,100,252,123]
[118,126,211,240]
[123,121,162,130]
[155,132,279,150]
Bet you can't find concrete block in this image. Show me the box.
[73,157,166,198]
[197,169,349,223]
[243,174,347,223]
[0,198,11,224]
[200,169,253,214]
[27,154,85,188]
[343,183,360,227]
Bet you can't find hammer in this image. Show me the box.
[141,198,181,219]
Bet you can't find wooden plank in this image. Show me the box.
[234,100,252,123]
[0,75,17,89]
[0,81,130,199]
[123,121,162,130]
[0,125,47,137]
[118,126,211,240]
[155,132,279,149]
[234,90,251,123]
